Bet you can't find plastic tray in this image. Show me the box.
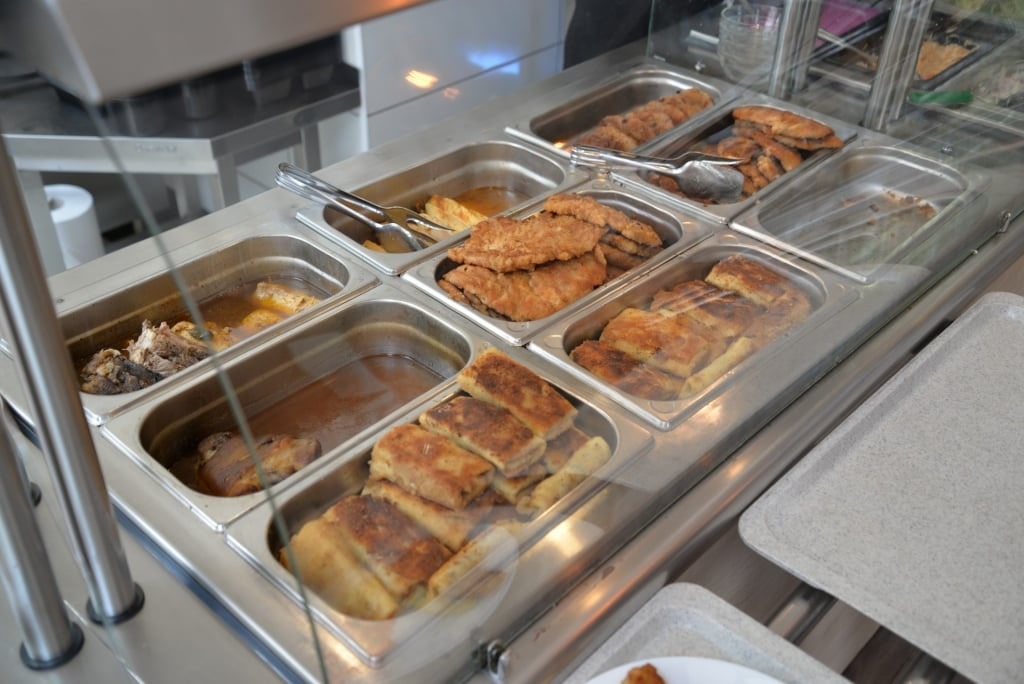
[740,291,1024,684]
[564,583,845,683]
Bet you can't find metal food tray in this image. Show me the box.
[730,142,989,283]
[739,291,1024,684]
[294,134,582,276]
[529,233,861,430]
[611,95,860,224]
[402,177,717,346]
[59,222,378,426]
[811,10,1016,92]
[564,583,845,683]
[99,282,475,529]
[910,39,1024,137]
[225,343,653,671]
[509,62,730,158]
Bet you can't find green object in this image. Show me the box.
[909,90,974,105]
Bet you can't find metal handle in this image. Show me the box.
[571,144,744,175]
[276,163,386,221]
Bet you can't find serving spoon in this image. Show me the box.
[570,144,747,203]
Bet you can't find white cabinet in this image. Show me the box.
[334,0,568,152]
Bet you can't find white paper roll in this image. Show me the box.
[45,184,105,269]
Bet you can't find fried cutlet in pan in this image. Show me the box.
[457,347,577,441]
[419,396,546,477]
[447,214,604,272]
[441,247,607,322]
[543,193,662,251]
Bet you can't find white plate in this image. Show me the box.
[586,656,785,684]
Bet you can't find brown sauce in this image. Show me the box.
[176,277,321,332]
[452,186,530,216]
[244,354,444,453]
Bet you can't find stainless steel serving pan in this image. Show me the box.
[54,222,378,426]
[99,283,477,529]
[730,141,990,283]
[908,39,1024,138]
[295,134,583,276]
[402,177,717,346]
[224,343,653,671]
[605,94,860,224]
[508,62,731,157]
[529,233,865,430]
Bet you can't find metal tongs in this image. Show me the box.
[275,162,456,252]
[569,145,747,203]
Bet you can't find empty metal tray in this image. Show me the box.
[730,143,988,282]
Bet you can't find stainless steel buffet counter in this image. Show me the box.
[2,35,1023,684]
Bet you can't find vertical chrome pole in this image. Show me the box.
[0,404,85,669]
[0,130,142,623]
[862,0,935,130]
[768,0,825,100]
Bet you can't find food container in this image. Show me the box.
[224,343,652,670]
[99,283,475,529]
[60,223,376,426]
[402,177,716,346]
[812,10,1016,92]
[908,40,1024,138]
[730,143,989,283]
[610,95,859,224]
[514,64,728,155]
[529,233,867,430]
[295,136,579,276]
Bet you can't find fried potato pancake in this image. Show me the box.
[457,347,577,440]
[281,514,400,620]
[326,495,451,602]
[370,424,494,510]
[570,339,684,401]
[362,478,484,552]
[419,396,546,477]
[599,307,714,378]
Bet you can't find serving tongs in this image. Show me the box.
[275,162,456,252]
[569,144,747,203]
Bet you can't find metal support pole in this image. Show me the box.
[768,0,825,100]
[0,129,143,624]
[0,401,85,669]
[862,0,935,130]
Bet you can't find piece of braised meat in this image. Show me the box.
[79,348,164,395]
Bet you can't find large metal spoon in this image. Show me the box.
[569,145,747,203]
[275,163,455,252]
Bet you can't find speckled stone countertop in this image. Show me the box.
[564,583,846,683]
[740,291,1024,684]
